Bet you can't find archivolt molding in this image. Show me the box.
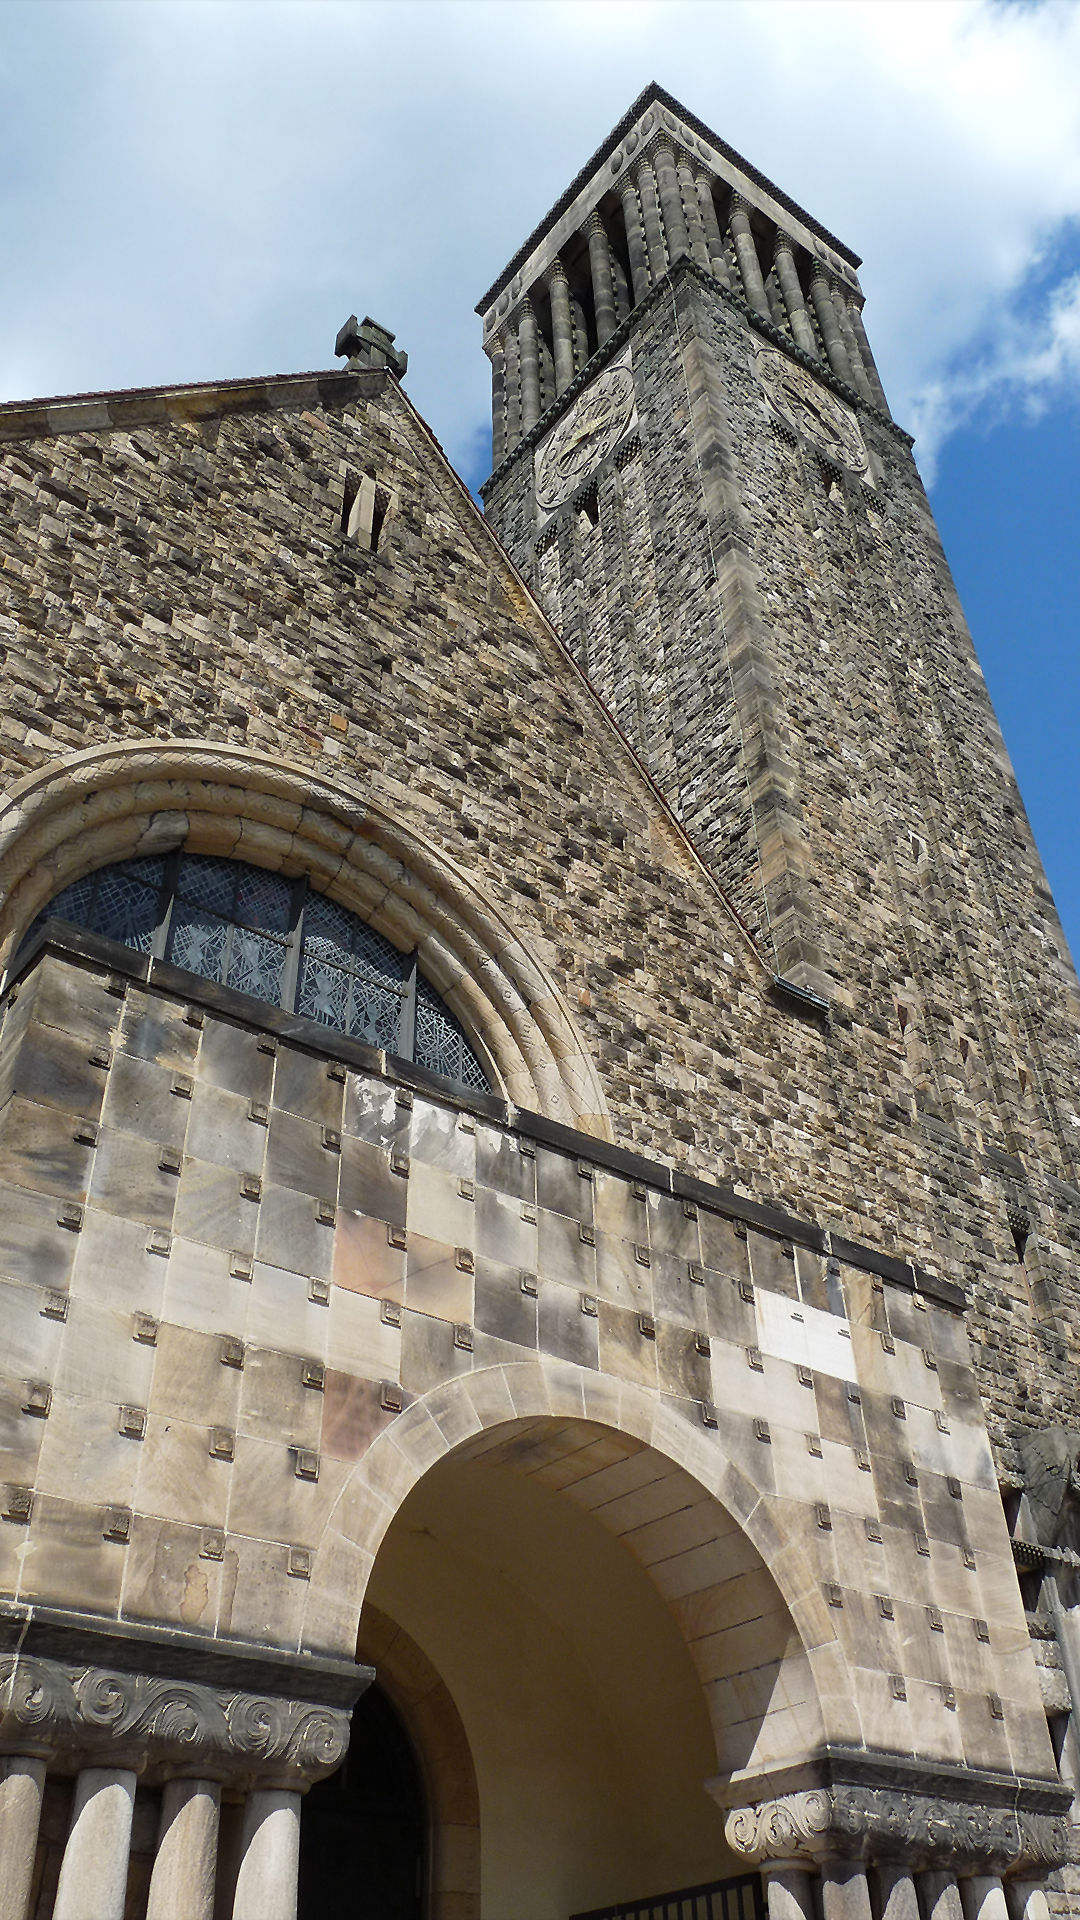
[304,1358,840,1764]
[0,738,611,1137]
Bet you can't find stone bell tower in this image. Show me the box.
[477,83,899,996]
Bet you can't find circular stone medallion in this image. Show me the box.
[756,346,868,475]
[535,365,636,514]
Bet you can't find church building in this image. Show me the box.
[1,81,1079,1920]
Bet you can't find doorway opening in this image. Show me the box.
[298,1682,426,1919]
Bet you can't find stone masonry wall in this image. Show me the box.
[0,362,1077,1469]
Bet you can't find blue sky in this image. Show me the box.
[1,0,1078,968]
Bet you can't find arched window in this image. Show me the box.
[31,851,491,1093]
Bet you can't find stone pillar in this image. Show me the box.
[635,160,668,279]
[517,298,541,433]
[877,1863,922,1920]
[821,1863,873,1920]
[763,1864,818,1920]
[920,1870,966,1920]
[0,1755,47,1920]
[847,296,891,414]
[695,173,731,285]
[586,212,618,347]
[53,1767,138,1920]
[538,332,555,412]
[676,151,711,270]
[773,235,818,358]
[808,268,854,385]
[618,175,652,304]
[547,263,575,394]
[833,290,875,405]
[961,1877,1010,1920]
[1004,1884,1052,1920]
[729,197,770,316]
[651,140,691,261]
[146,1777,221,1920]
[569,288,590,371]
[503,324,521,450]
[488,332,507,467]
[232,1788,303,1920]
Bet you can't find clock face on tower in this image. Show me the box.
[535,364,636,514]
[755,345,869,478]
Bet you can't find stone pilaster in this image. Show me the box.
[634,158,668,278]
[676,151,712,270]
[547,262,575,394]
[695,172,731,285]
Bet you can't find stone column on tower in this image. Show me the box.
[773,235,818,357]
[586,212,618,347]
[488,331,508,465]
[517,298,541,431]
[729,195,770,316]
[547,262,576,393]
[635,158,669,279]
[696,173,731,284]
[619,175,652,304]
[676,151,712,270]
[847,293,891,413]
[808,267,855,385]
[651,139,692,261]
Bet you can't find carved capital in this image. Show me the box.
[0,1654,351,1789]
[722,1787,1068,1875]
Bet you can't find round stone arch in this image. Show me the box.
[0,738,610,1136]
[304,1358,849,1782]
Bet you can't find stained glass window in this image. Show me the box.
[30,851,490,1093]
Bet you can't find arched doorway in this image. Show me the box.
[298,1682,426,1919]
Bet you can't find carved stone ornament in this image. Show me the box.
[754,345,869,478]
[0,1654,350,1789]
[724,1788,1068,1875]
[535,363,636,514]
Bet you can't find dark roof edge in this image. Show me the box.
[475,81,860,315]
[0,366,375,439]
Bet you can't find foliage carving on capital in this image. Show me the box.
[723,1784,1068,1874]
[0,1655,349,1787]
[725,1791,832,1862]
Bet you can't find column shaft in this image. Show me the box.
[695,174,731,285]
[619,176,652,304]
[635,161,668,279]
[651,141,691,261]
[729,200,770,316]
[517,300,541,432]
[847,297,891,413]
[834,291,875,404]
[877,1864,921,1920]
[569,289,590,371]
[504,325,521,449]
[147,1778,221,1920]
[920,1870,966,1920]
[808,271,854,385]
[773,238,818,357]
[548,267,574,393]
[961,1877,1010,1920]
[489,334,507,467]
[587,215,618,347]
[676,153,711,269]
[821,1862,873,1920]
[0,1756,47,1920]
[53,1767,137,1920]
[764,1865,817,1920]
[1004,1884,1052,1920]
[232,1788,302,1920]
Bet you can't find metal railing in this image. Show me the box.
[571,1870,764,1920]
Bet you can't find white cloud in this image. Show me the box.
[1,0,1080,478]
